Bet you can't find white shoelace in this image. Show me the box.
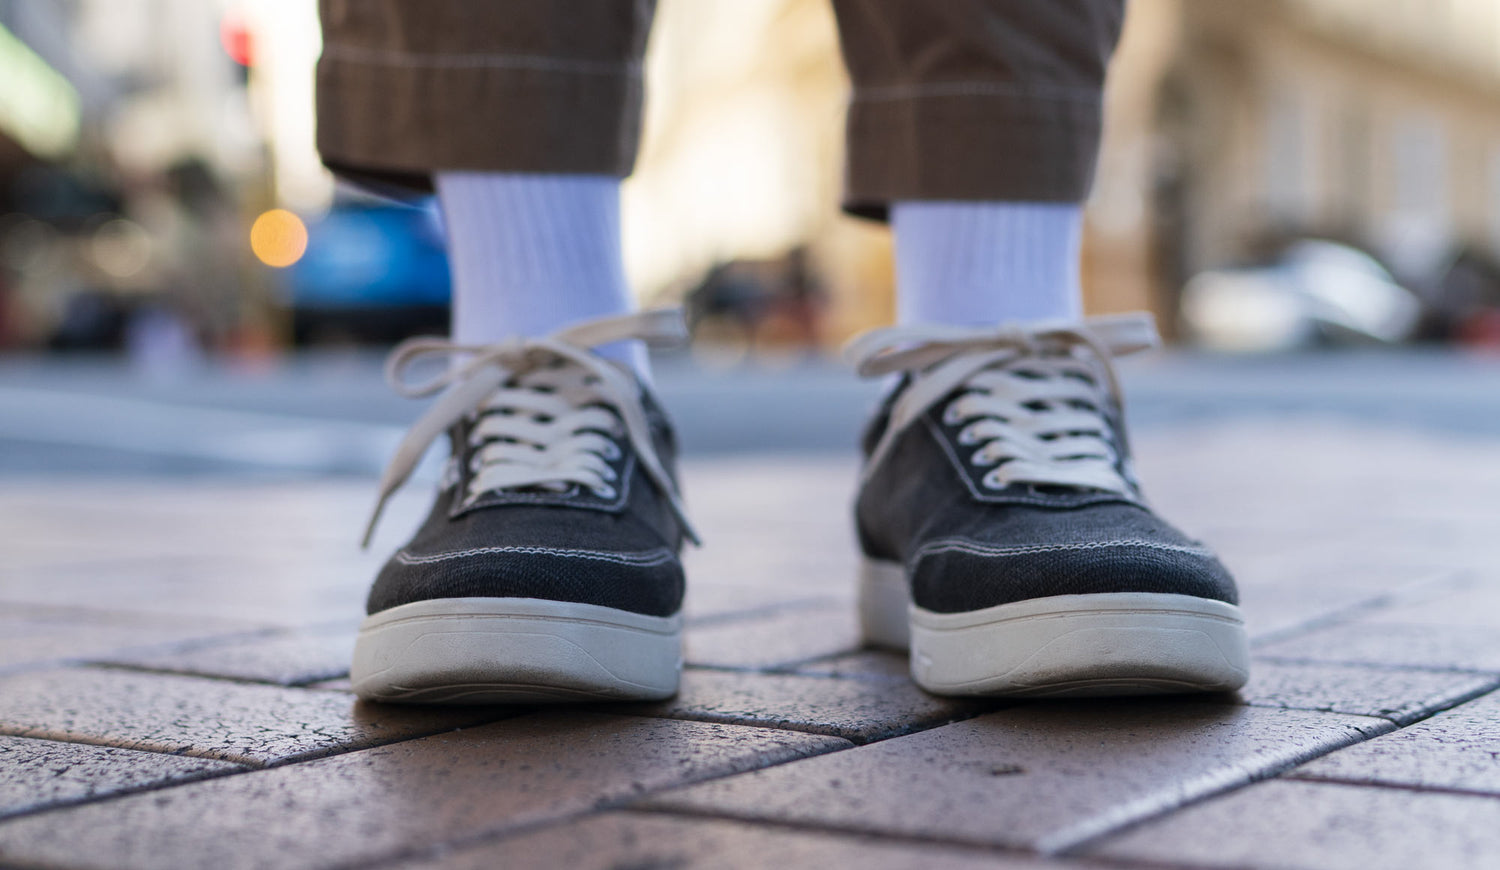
[844,313,1160,496]
[363,309,699,547]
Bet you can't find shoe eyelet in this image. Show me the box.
[601,466,618,482]
[601,442,622,461]
[592,483,617,499]
[942,404,965,426]
[956,425,980,446]
[981,470,1005,490]
[970,449,998,467]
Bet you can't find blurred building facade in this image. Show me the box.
[633,0,1500,347]
[1086,0,1500,331]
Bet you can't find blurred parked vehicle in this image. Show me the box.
[684,247,827,365]
[1426,247,1500,349]
[1180,240,1424,352]
[282,203,450,345]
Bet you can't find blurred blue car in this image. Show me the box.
[284,202,450,344]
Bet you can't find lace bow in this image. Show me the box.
[844,313,1160,496]
[364,309,698,547]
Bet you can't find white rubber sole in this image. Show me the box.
[860,558,1250,697]
[350,597,682,704]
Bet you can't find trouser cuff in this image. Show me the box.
[842,91,1104,221]
[316,50,644,195]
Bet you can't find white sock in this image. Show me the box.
[892,201,1084,326]
[435,171,648,377]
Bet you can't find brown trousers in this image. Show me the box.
[316,0,1124,219]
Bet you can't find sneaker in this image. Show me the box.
[846,314,1249,697]
[351,310,697,704]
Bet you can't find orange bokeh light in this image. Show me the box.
[250,209,308,268]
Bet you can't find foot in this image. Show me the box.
[352,310,696,704]
[847,314,1249,697]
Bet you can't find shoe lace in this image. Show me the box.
[844,313,1160,496]
[362,309,699,547]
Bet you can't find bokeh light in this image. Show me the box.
[250,209,307,268]
[219,11,254,67]
[91,218,152,279]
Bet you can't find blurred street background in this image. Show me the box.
[4,0,1500,475]
[1,0,1500,478]
[5,0,1500,365]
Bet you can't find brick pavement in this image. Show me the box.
[2,418,1500,868]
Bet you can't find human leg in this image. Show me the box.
[437,172,646,373]
[317,1,690,703]
[318,0,654,373]
[832,0,1118,325]
[833,0,1250,696]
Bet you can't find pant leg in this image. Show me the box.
[831,0,1125,220]
[316,0,655,194]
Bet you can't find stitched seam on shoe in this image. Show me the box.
[912,538,1214,567]
[321,44,641,76]
[394,545,676,567]
[924,414,992,501]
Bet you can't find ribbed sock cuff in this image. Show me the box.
[436,172,647,377]
[892,201,1084,327]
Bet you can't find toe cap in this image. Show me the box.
[368,543,685,618]
[909,536,1239,613]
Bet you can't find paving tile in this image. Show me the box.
[791,650,912,682]
[1292,689,1500,793]
[391,811,1066,869]
[0,667,510,767]
[618,669,987,743]
[92,623,357,686]
[683,583,844,625]
[685,602,862,670]
[1228,554,1458,641]
[1,558,372,627]
[793,654,1496,727]
[0,603,261,672]
[0,735,241,820]
[1234,659,1499,725]
[0,482,424,628]
[1237,576,1437,642]
[1357,577,1500,629]
[1089,778,1500,870]
[0,713,851,870]
[680,456,860,601]
[1256,621,1500,672]
[307,677,352,692]
[644,700,1390,853]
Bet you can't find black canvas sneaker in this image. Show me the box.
[847,314,1249,697]
[352,310,696,704]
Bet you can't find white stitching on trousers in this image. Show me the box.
[852,82,1103,104]
[321,44,641,76]
[395,545,675,567]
